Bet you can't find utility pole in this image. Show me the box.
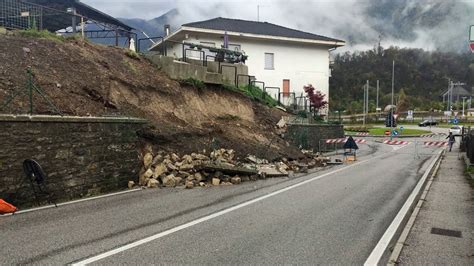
[391,60,395,140]
[363,84,366,126]
[366,80,369,121]
[257,5,260,22]
[462,96,467,117]
[376,80,379,112]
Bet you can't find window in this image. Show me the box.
[264,53,274,70]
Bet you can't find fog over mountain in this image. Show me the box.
[84,0,474,53]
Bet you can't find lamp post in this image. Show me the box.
[391,60,395,140]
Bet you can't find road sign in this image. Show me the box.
[454,111,459,116]
[400,126,404,132]
[392,130,399,136]
[407,110,413,120]
[454,118,459,124]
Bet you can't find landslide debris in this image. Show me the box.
[0,33,302,160]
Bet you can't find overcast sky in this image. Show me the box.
[81,0,474,52]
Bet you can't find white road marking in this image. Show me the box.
[72,144,411,265]
[364,148,443,265]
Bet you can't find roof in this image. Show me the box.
[182,17,344,43]
[22,0,133,32]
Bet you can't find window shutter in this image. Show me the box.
[265,53,274,69]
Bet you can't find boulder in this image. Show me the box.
[171,153,180,162]
[212,178,220,186]
[153,163,167,178]
[179,164,194,171]
[192,153,209,161]
[182,155,193,164]
[194,172,204,182]
[143,153,153,168]
[199,182,206,187]
[147,178,159,188]
[166,163,178,171]
[144,168,154,178]
[151,154,163,166]
[185,180,194,189]
[162,174,176,187]
[213,171,223,178]
[127,181,135,189]
[230,176,241,184]
[174,176,183,185]
[241,176,250,182]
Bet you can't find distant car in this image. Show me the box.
[449,125,463,136]
[418,120,438,127]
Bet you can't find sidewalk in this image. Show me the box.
[397,147,474,264]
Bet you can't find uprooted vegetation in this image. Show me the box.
[0,33,302,160]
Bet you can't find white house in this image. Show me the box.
[150,17,345,108]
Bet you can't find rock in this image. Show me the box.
[179,164,194,171]
[300,166,308,173]
[277,117,287,128]
[166,163,178,171]
[143,153,153,168]
[192,153,209,161]
[174,176,183,185]
[186,175,195,181]
[241,175,250,182]
[185,180,194,189]
[182,155,193,164]
[212,178,220,186]
[230,176,241,184]
[147,178,159,188]
[250,175,258,181]
[153,163,167,178]
[199,182,206,187]
[162,174,176,187]
[171,153,180,162]
[151,154,163,166]
[144,168,153,178]
[178,171,191,178]
[128,181,135,188]
[22,47,31,53]
[194,172,204,182]
[221,182,233,186]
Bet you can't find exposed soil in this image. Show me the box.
[0,34,302,160]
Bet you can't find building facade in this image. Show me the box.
[150,18,345,108]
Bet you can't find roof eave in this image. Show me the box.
[174,26,345,47]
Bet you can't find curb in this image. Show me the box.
[364,148,444,265]
[387,150,444,264]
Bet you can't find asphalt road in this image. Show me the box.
[0,140,443,265]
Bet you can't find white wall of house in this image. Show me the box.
[165,32,332,109]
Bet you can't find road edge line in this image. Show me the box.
[0,188,142,217]
[387,150,444,265]
[364,148,444,266]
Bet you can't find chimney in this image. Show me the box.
[164,24,170,36]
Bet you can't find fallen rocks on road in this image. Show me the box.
[130,148,333,190]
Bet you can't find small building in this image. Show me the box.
[149,17,345,108]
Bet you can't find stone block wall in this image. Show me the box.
[287,124,344,152]
[0,115,146,207]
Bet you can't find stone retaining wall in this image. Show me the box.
[287,124,344,151]
[0,115,147,207]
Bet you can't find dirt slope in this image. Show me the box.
[0,34,301,160]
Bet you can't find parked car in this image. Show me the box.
[449,125,463,136]
[418,119,438,127]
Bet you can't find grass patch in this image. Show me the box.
[17,29,65,42]
[180,78,206,90]
[223,84,279,108]
[125,49,140,60]
[346,127,431,136]
[122,60,137,74]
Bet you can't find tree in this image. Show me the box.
[397,88,410,113]
[304,84,328,117]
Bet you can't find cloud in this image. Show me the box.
[82,0,474,52]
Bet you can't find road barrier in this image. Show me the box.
[356,132,369,136]
[383,140,409,145]
[325,138,367,144]
[424,141,448,147]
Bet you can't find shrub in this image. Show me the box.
[17,29,64,42]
